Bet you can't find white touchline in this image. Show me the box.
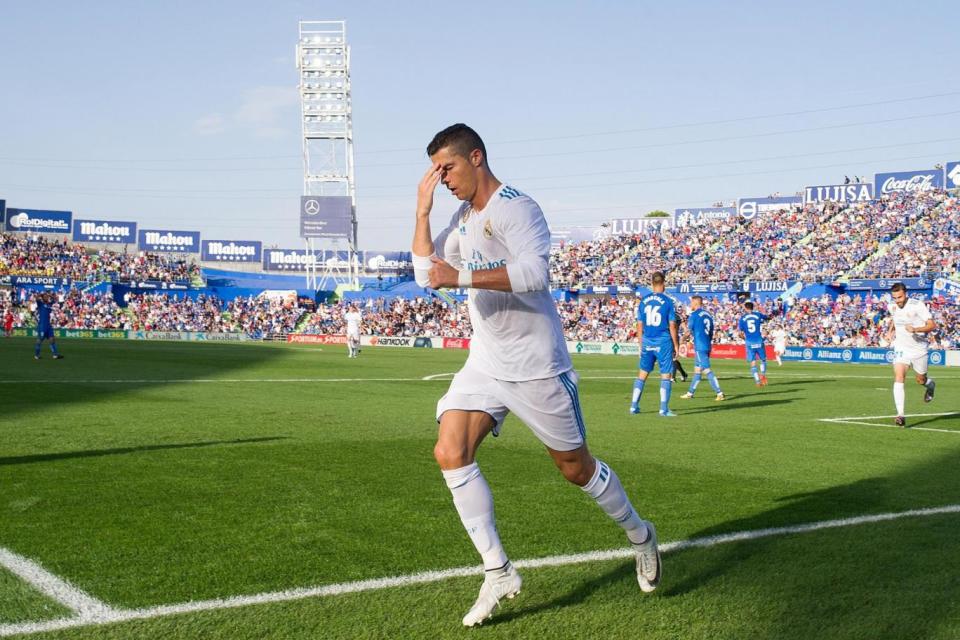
[2,503,960,637]
[0,548,114,621]
[819,412,960,434]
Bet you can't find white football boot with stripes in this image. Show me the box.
[634,522,662,593]
[461,562,522,627]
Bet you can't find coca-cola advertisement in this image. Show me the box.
[874,168,944,196]
[442,337,471,350]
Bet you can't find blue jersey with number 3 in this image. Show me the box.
[637,293,676,347]
[738,312,767,349]
[688,309,715,352]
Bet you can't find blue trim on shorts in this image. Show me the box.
[558,371,586,442]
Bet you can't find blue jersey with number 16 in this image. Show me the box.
[637,293,676,346]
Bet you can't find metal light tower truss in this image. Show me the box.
[297,20,359,290]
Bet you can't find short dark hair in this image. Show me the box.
[427,123,487,162]
[890,282,907,294]
[691,295,703,303]
[651,271,665,286]
[744,301,754,311]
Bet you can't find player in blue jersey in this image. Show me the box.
[631,272,679,417]
[680,295,725,401]
[34,293,63,360]
[738,301,767,386]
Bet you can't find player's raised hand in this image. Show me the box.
[417,163,443,219]
[428,255,458,289]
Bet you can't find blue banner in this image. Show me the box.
[138,229,201,253]
[73,219,137,244]
[737,196,802,220]
[673,207,736,227]
[300,195,353,240]
[844,277,930,290]
[608,217,674,235]
[263,249,317,271]
[5,208,72,234]
[933,278,960,300]
[741,280,803,293]
[874,168,944,196]
[10,275,72,287]
[946,161,960,190]
[782,346,945,366]
[201,240,262,262]
[363,250,412,272]
[670,282,737,294]
[804,183,874,204]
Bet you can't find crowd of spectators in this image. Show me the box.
[221,296,306,338]
[0,232,200,284]
[301,297,473,338]
[548,191,959,288]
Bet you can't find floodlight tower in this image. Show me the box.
[296,20,359,290]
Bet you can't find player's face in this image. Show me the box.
[430,146,478,202]
[891,289,907,308]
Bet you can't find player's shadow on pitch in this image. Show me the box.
[484,563,635,626]
[680,398,794,415]
[658,448,960,638]
[0,436,288,466]
[908,413,960,428]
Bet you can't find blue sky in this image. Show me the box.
[1,0,957,250]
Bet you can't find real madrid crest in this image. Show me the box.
[483,219,493,239]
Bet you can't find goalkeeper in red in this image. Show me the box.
[412,124,660,627]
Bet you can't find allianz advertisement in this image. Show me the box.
[138,229,200,253]
[782,346,945,367]
[874,168,944,196]
[73,219,137,244]
[804,183,874,204]
[201,240,262,262]
[5,208,72,233]
[737,196,802,220]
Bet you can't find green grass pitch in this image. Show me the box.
[1,337,959,639]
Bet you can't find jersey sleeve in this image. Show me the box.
[499,198,551,294]
[916,301,933,322]
[413,209,462,287]
[667,300,677,324]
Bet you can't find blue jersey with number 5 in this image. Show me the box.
[738,312,767,348]
[637,293,676,346]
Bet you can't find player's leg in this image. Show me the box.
[34,335,42,359]
[775,347,783,366]
[49,335,61,358]
[892,361,907,426]
[632,352,654,413]
[673,356,687,382]
[912,355,935,403]
[508,371,661,593]
[758,350,767,384]
[658,345,675,416]
[682,364,702,399]
[704,363,724,399]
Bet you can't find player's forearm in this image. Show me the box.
[412,214,434,258]
[465,266,513,292]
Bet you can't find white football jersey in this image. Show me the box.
[345,311,361,335]
[887,298,932,351]
[432,184,571,381]
[772,328,787,346]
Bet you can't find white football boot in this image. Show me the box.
[462,562,522,627]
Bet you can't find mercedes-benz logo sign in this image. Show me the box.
[304,199,321,215]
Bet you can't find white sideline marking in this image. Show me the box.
[421,372,455,380]
[3,503,960,637]
[819,412,960,434]
[0,547,114,621]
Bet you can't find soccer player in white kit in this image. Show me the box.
[886,283,937,427]
[771,325,787,366]
[344,305,362,358]
[412,124,660,626]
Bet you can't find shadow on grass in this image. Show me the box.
[908,412,960,429]
[654,447,960,637]
[0,437,289,466]
[679,398,795,415]
[0,338,291,421]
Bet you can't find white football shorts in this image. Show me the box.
[893,347,929,375]
[436,365,586,452]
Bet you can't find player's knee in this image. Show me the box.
[555,459,593,486]
[433,440,470,468]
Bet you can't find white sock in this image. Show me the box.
[893,382,905,416]
[582,459,649,545]
[442,463,508,570]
